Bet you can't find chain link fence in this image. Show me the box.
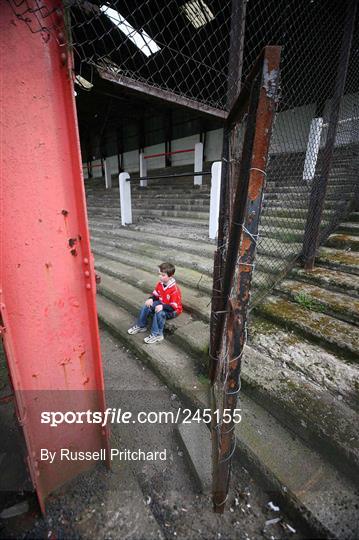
[7,0,358,307]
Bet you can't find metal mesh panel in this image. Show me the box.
[68,0,232,110]
[244,0,359,306]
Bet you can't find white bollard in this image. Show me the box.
[139,151,148,187]
[104,158,112,189]
[303,117,323,183]
[119,172,132,226]
[194,142,204,186]
[209,161,222,240]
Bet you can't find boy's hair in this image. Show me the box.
[159,262,175,277]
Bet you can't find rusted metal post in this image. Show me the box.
[302,0,357,270]
[211,46,281,513]
[227,0,247,110]
[227,0,247,222]
[209,0,247,382]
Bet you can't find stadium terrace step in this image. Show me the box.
[264,183,353,194]
[131,208,210,220]
[262,205,335,218]
[90,221,359,469]
[290,266,359,297]
[90,226,215,258]
[255,294,359,360]
[129,202,210,212]
[337,222,359,235]
[86,159,359,536]
[263,199,346,210]
[91,236,213,276]
[97,295,359,540]
[325,233,359,252]
[96,261,211,323]
[316,246,359,275]
[90,230,302,274]
[131,191,211,200]
[275,279,359,325]
[91,235,277,297]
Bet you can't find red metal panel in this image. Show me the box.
[0,1,109,511]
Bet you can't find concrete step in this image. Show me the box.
[290,265,359,297]
[92,238,273,299]
[317,247,359,276]
[86,184,210,195]
[96,260,211,323]
[337,222,359,235]
[325,233,359,252]
[89,217,212,242]
[263,198,348,210]
[88,201,210,214]
[265,183,352,195]
[90,225,302,262]
[93,251,359,480]
[131,208,209,220]
[90,226,215,259]
[276,279,359,325]
[91,237,213,276]
[89,211,210,229]
[262,206,334,219]
[132,202,210,213]
[132,189,211,199]
[92,244,212,294]
[97,295,359,539]
[88,205,210,222]
[87,191,211,202]
[88,219,300,268]
[259,226,304,243]
[260,216,330,231]
[90,232,303,277]
[256,295,359,361]
[349,212,359,222]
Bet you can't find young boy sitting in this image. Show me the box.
[127,262,183,344]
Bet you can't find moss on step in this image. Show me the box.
[290,266,359,297]
[325,234,359,252]
[276,280,359,324]
[293,291,325,312]
[316,248,359,276]
[256,296,359,360]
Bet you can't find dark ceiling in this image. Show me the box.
[70,0,358,161]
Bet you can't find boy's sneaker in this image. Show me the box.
[127,325,147,335]
[144,334,164,344]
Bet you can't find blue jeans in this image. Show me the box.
[137,300,176,336]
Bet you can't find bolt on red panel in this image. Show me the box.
[0,0,109,511]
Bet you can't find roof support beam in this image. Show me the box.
[98,68,227,121]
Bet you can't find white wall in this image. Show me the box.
[270,104,316,154]
[144,143,166,170]
[83,92,359,179]
[206,128,222,161]
[171,134,200,166]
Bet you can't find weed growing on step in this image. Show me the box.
[294,292,325,313]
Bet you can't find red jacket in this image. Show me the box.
[152,278,183,315]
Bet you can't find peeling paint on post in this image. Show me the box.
[211,46,281,513]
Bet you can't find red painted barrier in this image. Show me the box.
[0,0,109,511]
[144,148,194,159]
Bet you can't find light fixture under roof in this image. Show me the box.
[100,5,161,58]
[181,0,214,29]
[75,74,93,90]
